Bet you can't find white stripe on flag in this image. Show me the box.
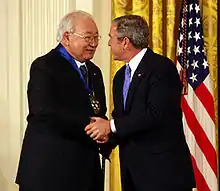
[182,115,218,191]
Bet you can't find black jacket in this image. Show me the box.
[112,49,196,191]
[16,48,108,191]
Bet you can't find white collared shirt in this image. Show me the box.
[110,48,148,133]
[75,60,87,69]
[127,48,147,82]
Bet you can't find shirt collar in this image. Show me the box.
[75,60,86,68]
[126,48,147,74]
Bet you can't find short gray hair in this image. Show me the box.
[113,15,149,49]
[56,10,93,42]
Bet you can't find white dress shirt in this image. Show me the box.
[110,48,147,133]
[75,60,86,69]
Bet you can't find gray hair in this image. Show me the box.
[113,15,149,49]
[56,10,93,42]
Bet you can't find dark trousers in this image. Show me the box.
[20,184,192,191]
[19,185,103,191]
[19,185,31,191]
[121,168,193,191]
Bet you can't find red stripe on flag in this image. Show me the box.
[181,97,218,176]
[190,155,210,191]
[174,57,178,65]
[195,83,215,122]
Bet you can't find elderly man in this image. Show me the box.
[16,11,108,191]
[85,15,196,191]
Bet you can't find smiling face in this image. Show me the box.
[62,17,99,62]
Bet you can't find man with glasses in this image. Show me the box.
[16,10,110,191]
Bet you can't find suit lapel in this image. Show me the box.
[115,66,125,114]
[54,50,83,80]
[125,51,150,111]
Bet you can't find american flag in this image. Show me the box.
[176,0,218,190]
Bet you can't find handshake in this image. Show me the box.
[84,117,111,143]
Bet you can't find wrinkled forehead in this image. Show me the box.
[74,17,98,34]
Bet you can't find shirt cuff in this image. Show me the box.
[110,119,117,133]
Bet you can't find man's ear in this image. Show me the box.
[123,36,130,50]
[63,32,70,46]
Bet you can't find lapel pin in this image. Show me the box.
[138,73,142,77]
[93,73,96,76]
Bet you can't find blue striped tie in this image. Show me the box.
[123,64,131,109]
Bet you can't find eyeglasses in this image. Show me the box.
[69,32,101,44]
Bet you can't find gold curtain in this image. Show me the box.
[110,1,218,191]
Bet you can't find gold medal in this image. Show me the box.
[89,92,100,114]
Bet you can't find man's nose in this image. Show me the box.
[89,38,98,46]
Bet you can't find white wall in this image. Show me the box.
[0,0,111,190]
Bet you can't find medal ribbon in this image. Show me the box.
[55,43,93,94]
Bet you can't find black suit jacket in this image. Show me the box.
[16,48,107,191]
[112,49,196,191]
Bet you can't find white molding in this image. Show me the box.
[0,0,21,189]
[75,0,93,14]
[20,0,73,136]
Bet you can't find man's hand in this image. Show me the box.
[96,135,109,144]
[85,117,111,142]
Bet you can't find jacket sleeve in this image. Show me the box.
[28,59,92,143]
